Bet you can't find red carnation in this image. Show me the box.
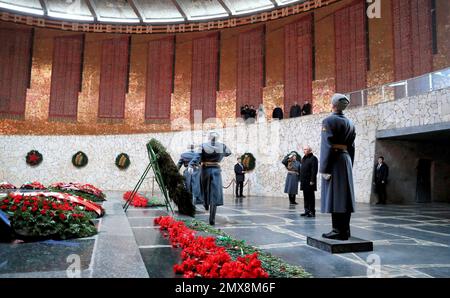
[10,205,17,211]
[59,213,66,220]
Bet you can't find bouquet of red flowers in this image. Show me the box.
[20,181,46,190]
[154,216,269,278]
[123,191,148,207]
[0,181,17,189]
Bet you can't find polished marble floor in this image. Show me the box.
[127,194,450,278]
[1,191,450,278]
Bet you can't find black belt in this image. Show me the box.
[202,162,220,168]
[332,144,348,153]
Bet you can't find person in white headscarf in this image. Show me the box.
[320,93,356,241]
[257,104,266,123]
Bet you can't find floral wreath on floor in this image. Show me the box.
[241,152,256,172]
[20,181,46,190]
[0,182,17,189]
[115,153,131,170]
[72,151,88,168]
[48,182,106,202]
[26,150,43,166]
[0,192,99,240]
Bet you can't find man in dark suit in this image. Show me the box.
[320,93,356,241]
[302,100,312,115]
[289,102,302,118]
[374,156,389,204]
[272,105,284,120]
[300,145,318,217]
[234,157,246,198]
[247,105,257,123]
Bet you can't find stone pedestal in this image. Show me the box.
[307,235,373,254]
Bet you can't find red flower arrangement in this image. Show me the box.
[0,182,17,189]
[0,192,97,239]
[154,216,269,278]
[49,182,106,202]
[123,191,149,207]
[20,181,46,190]
[12,191,105,217]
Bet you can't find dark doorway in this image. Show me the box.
[416,159,432,203]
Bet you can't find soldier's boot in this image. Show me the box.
[322,213,349,240]
[209,204,217,225]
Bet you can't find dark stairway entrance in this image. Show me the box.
[416,159,432,203]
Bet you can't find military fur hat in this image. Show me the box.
[331,93,350,111]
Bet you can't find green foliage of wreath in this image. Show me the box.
[241,152,256,171]
[26,150,43,166]
[115,153,131,170]
[149,138,195,217]
[72,151,88,168]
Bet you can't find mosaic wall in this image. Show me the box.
[1,88,449,202]
[0,0,449,135]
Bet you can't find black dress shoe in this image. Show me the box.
[204,205,209,211]
[322,230,349,240]
[209,221,215,226]
[241,195,246,198]
[300,213,308,216]
[306,213,315,218]
[290,202,298,205]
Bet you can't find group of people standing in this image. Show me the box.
[282,146,318,217]
[281,93,357,241]
[177,93,387,243]
[177,138,250,227]
[272,100,313,120]
[240,105,257,121]
[177,132,232,226]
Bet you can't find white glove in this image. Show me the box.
[321,174,331,180]
[188,167,194,174]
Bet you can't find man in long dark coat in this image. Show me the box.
[302,101,312,115]
[300,145,318,217]
[234,157,246,198]
[240,105,250,120]
[320,93,356,241]
[189,131,232,225]
[282,152,301,205]
[272,105,284,120]
[289,102,302,118]
[374,156,389,204]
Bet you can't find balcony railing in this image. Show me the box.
[345,67,450,108]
